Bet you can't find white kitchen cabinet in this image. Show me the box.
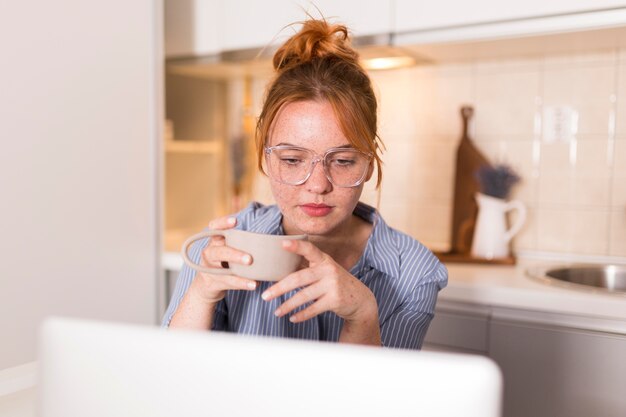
[394,0,626,32]
[219,0,392,52]
[423,301,490,354]
[165,0,221,57]
[489,317,626,417]
[425,299,626,417]
[166,1,626,59]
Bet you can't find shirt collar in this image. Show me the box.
[353,201,401,279]
[245,204,284,235]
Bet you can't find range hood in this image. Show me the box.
[165,33,428,79]
[353,34,428,70]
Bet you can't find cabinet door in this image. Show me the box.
[423,301,490,354]
[395,0,626,32]
[0,0,161,370]
[489,320,626,417]
[220,0,392,52]
[165,0,221,57]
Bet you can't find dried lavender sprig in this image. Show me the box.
[475,164,521,199]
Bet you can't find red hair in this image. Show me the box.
[256,19,384,187]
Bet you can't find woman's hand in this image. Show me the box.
[170,216,257,330]
[188,216,258,306]
[260,239,378,325]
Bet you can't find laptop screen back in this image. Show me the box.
[39,317,502,417]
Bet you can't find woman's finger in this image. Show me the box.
[194,272,257,292]
[273,281,325,318]
[211,275,257,290]
[208,216,237,230]
[261,267,319,301]
[207,235,225,246]
[202,245,252,267]
[288,297,330,323]
[281,239,326,265]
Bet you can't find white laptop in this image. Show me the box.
[39,317,502,417]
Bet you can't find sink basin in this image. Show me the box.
[526,265,626,295]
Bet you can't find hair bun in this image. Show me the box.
[273,19,359,72]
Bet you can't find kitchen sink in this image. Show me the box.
[526,265,626,295]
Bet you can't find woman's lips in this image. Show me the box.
[300,203,333,217]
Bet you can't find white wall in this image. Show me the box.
[0,0,163,369]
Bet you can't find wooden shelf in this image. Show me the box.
[165,140,223,155]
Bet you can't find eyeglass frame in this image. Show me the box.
[264,145,374,188]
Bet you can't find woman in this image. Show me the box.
[163,19,447,349]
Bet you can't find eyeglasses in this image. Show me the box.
[264,145,373,188]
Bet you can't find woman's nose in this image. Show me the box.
[305,160,332,193]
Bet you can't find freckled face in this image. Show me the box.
[267,100,372,237]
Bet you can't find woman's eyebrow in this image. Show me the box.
[273,142,355,149]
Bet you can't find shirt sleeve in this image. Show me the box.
[161,236,230,329]
[161,236,206,328]
[379,262,447,349]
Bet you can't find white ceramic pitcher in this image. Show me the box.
[471,193,527,260]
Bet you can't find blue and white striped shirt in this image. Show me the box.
[163,201,447,349]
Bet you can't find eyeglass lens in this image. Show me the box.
[267,147,370,187]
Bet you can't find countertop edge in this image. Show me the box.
[162,252,626,330]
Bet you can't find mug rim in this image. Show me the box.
[219,229,308,240]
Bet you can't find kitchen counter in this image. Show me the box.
[440,263,626,333]
[162,252,626,331]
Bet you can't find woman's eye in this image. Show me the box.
[280,157,303,165]
[332,158,356,167]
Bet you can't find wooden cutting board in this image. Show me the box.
[435,106,515,264]
[450,106,489,254]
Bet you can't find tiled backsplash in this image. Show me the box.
[248,49,626,259]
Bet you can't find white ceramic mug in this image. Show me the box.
[181,229,307,281]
